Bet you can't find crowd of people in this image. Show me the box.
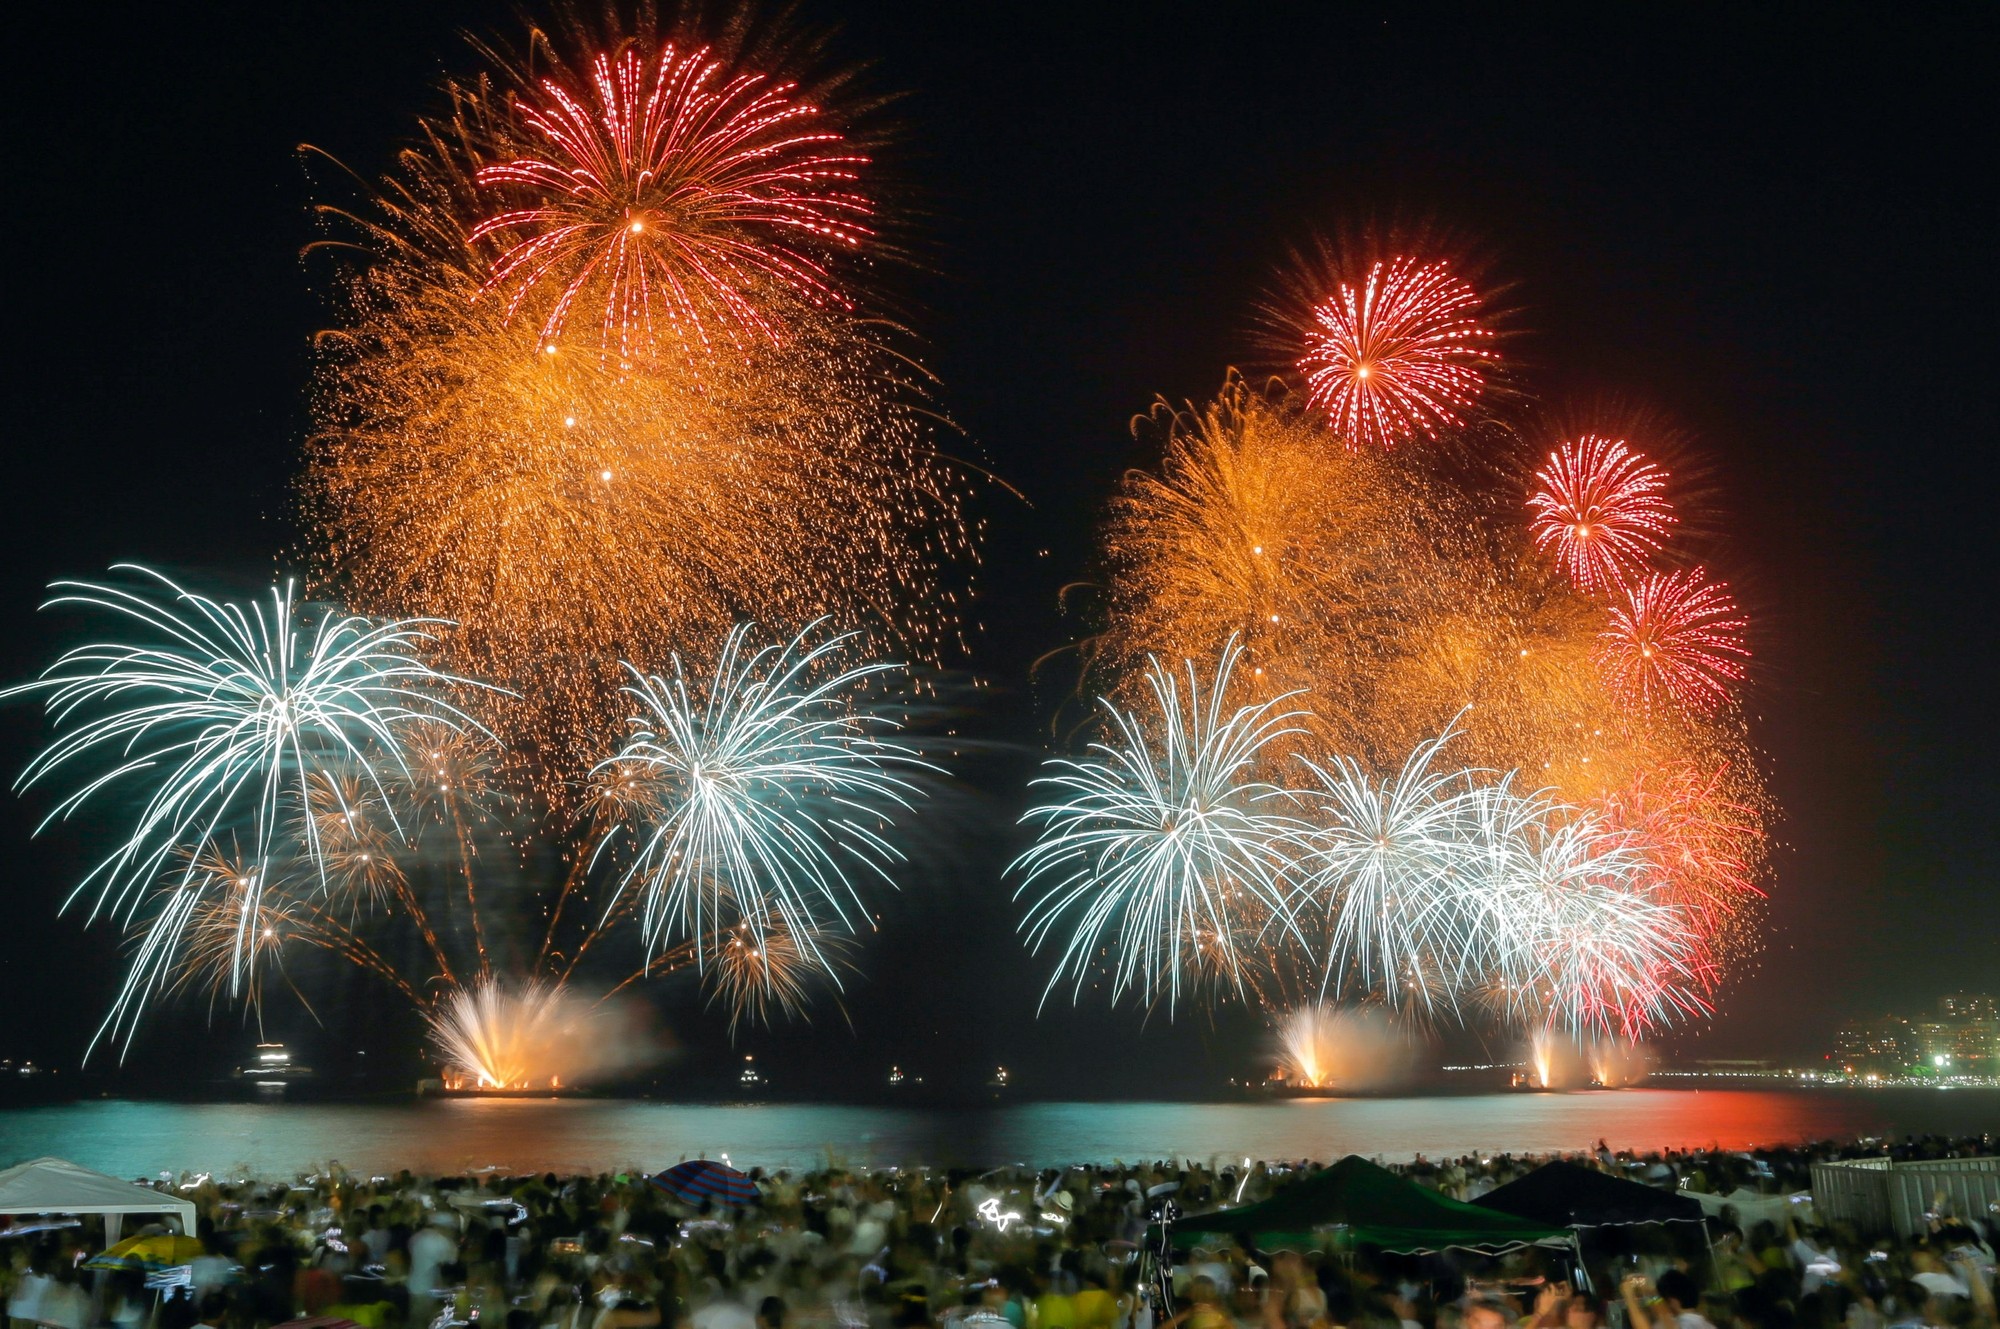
[3,1134,1995,1329]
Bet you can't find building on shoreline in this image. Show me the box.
[1832,994,1998,1077]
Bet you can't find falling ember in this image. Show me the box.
[1597,567,1750,715]
[1297,256,1495,449]
[1528,435,1676,592]
[472,42,871,364]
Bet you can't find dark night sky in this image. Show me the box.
[4,2,1996,1092]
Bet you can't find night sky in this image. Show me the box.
[6,2,1995,1093]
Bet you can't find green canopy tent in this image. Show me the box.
[1162,1156,1573,1255]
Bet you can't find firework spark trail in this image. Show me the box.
[1297,256,1495,449]
[0,567,488,1048]
[1078,368,1769,1029]
[1528,435,1676,592]
[1012,639,1311,1013]
[1292,726,1487,1016]
[1019,696,1714,1037]
[1438,769,1549,1010]
[13,23,960,1062]
[1289,725,1705,1034]
[706,917,852,1032]
[1597,566,1750,714]
[1097,376,1654,804]
[1493,809,1707,1038]
[300,773,408,918]
[595,621,928,989]
[172,845,423,1015]
[6,570,932,1056]
[305,34,969,785]
[472,42,870,362]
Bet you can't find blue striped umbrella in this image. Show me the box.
[648,1159,758,1207]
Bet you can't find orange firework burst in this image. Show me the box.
[1096,376,1640,788]
[305,51,969,784]
[1093,373,1437,760]
[1528,435,1676,592]
[1094,376,1654,801]
[472,40,870,364]
[1596,567,1749,715]
[1296,255,1496,449]
[1078,368,1770,1024]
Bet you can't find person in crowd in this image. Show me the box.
[3,1134,1998,1329]
[1624,1269,1717,1329]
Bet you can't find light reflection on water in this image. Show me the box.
[0,1089,1993,1178]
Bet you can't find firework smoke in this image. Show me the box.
[427,979,661,1090]
[1275,1005,1416,1092]
[1525,1029,1653,1090]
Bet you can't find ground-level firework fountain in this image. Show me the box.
[1273,1005,1414,1093]
[1524,1029,1653,1090]
[427,980,658,1093]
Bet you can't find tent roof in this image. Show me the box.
[0,1158,196,1230]
[1167,1156,1569,1255]
[1472,1161,1705,1228]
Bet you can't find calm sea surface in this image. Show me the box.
[0,1089,1994,1179]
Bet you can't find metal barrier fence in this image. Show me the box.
[1810,1156,2000,1238]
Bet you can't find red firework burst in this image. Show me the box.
[1595,764,1763,944]
[1596,567,1749,714]
[1528,435,1676,592]
[1296,256,1495,449]
[471,43,871,361]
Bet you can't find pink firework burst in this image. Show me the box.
[1528,435,1676,591]
[471,42,871,361]
[1593,763,1764,948]
[1297,256,1495,449]
[1597,567,1749,714]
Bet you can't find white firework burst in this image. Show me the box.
[1012,638,1310,1012]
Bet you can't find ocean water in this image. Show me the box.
[0,1088,1995,1179]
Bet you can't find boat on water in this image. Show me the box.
[235,1044,313,1085]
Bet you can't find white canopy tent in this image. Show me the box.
[0,1157,196,1245]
